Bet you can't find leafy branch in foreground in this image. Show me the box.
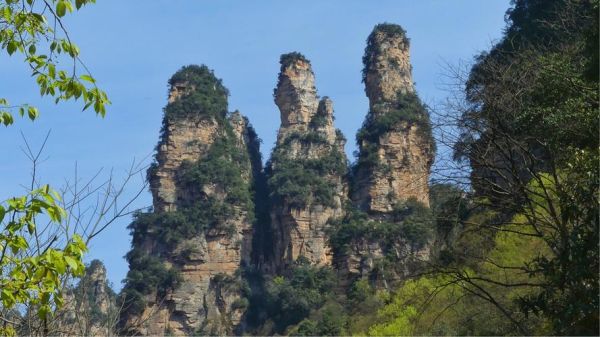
[0,0,109,126]
[0,185,87,336]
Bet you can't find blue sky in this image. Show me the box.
[0,0,510,289]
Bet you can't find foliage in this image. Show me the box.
[279,52,310,72]
[246,258,336,334]
[328,199,434,259]
[119,248,181,317]
[293,302,347,336]
[0,185,87,336]
[309,102,329,128]
[0,0,109,126]
[354,93,434,170]
[164,65,229,121]
[452,0,599,334]
[366,212,554,336]
[1,1,108,333]
[362,23,409,84]
[428,183,472,261]
[267,133,347,209]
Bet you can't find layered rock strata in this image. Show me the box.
[121,66,258,336]
[339,24,435,280]
[268,53,348,270]
[353,24,434,212]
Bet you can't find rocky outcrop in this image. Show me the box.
[120,66,258,336]
[353,24,434,213]
[268,53,347,270]
[57,260,118,336]
[331,24,435,282]
[119,24,436,336]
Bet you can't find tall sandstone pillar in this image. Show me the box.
[268,53,347,270]
[353,24,434,213]
[121,66,259,336]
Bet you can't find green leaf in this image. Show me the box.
[27,106,38,120]
[48,63,56,78]
[38,304,51,320]
[56,1,67,17]
[54,259,66,274]
[64,256,78,271]
[7,40,17,55]
[1,112,14,126]
[1,289,16,308]
[80,74,96,83]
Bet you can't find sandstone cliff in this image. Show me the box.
[118,23,436,336]
[48,260,118,336]
[267,53,348,270]
[332,23,435,281]
[353,24,434,213]
[120,65,259,336]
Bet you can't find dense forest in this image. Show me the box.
[0,0,598,336]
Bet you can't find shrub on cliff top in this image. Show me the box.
[165,65,229,120]
[362,23,410,84]
[279,52,310,71]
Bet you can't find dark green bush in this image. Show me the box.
[328,199,434,258]
[165,65,229,121]
[354,93,434,170]
[279,52,310,72]
[267,127,347,209]
[362,23,409,84]
[246,258,336,334]
[295,302,348,336]
[119,248,181,317]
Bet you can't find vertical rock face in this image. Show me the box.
[120,66,259,336]
[330,24,435,282]
[56,260,118,336]
[119,25,436,335]
[353,24,434,213]
[268,53,347,269]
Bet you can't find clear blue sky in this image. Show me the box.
[0,0,510,289]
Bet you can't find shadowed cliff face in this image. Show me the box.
[353,24,435,213]
[121,66,258,336]
[268,53,348,270]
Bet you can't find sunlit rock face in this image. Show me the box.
[335,24,435,283]
[121,66,258,336]
[268,53,348,270]
[119,24,437,335]
[353,24,434,213]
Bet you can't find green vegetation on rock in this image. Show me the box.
[328,199,434,259]
[165,65,229,121]
[267,131,347,209]
[354,93,433,170]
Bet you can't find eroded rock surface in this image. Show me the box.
[268,53,347,270]
[121,66,258,336]
[353,24,434,212]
